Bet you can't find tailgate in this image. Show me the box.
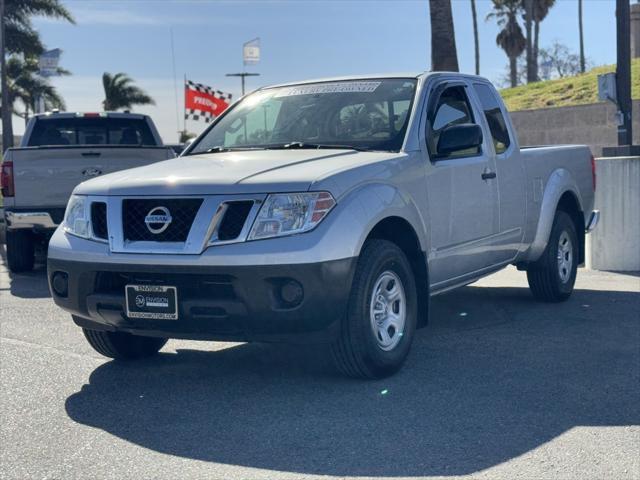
[11,146,173,208]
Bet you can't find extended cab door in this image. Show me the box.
[470,82,526,264]
[422,81,500,288]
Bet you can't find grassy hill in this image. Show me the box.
[500,58,640,112]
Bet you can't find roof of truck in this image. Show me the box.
[260,71,491,90]
[264,73,423,89]
[32,111,149,119]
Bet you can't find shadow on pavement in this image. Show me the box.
[0,245,50,299]
[65,284,640,477]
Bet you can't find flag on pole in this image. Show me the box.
[184,80,232,123]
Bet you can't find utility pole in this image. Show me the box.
[225,72,260,97]
[615,0,632,147]
[1,0,14,150]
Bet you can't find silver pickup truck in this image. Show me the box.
[47,74,599,378]
[1,112,175,272]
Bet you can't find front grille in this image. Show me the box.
[122,198,203,242]
[91,202,108,239]
[217,201,254,241]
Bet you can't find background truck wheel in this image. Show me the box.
[527,210,578,302]
[82,328,167,360]
[6,230,35,273]
[331,239,418,379]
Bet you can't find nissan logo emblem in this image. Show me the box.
[144,206,172,234]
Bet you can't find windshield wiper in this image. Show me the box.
[186,146,262,156]
[206,146,230,153]
[266,142,373,152]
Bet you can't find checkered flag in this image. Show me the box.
[184,80,233,123]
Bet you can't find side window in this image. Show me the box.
[473,83,511,154]
[427,85,479,159]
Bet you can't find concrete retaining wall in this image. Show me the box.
[510,101,640,157]
[586,156,640,271]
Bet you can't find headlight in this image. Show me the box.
[63,195,90,239]
[248,192,336,240]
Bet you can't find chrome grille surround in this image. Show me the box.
[86,194,265,254]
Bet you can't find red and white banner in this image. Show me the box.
[184,80,232,123]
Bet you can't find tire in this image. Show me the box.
[82,327,167,360]
[527,210,578,302]
[6,229,35,273]
[331,239,418,379]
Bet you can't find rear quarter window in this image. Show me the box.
[27,117,157,147]
[472,83,511,154]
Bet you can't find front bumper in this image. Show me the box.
[47,256,355,343]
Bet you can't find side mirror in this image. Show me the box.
[436,123,483,158]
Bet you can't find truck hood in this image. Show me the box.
[73,149,401,196]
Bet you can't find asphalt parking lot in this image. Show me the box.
[1,246,639,480]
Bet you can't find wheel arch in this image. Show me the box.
[363,216,430,327]
[526,168,585,263]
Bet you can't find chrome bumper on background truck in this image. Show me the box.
[4,209,64,230]
[47,257,355,343]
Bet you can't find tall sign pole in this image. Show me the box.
[225,73,259,96]
[615,0,632,147]
[226,38,260,96]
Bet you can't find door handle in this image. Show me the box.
[481,171,497,180]
[82,152,101,157]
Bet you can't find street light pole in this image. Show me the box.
[615,0,632,147]
[225,72,260,97]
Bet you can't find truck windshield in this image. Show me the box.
[27,117,157,147]
[188,78,418,154]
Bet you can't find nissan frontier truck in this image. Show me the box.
[45,74,599,378]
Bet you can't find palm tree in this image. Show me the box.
[102,72,155,111]
[470,0,480,75]
[488,0,526,88]
[523,0,535,83]
[6,55,68,125]
[429,0,459,71]
[532,0,556,80]
[1,0,74,149]
[578,0,585,73]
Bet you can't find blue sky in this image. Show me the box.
[20,0,619,142]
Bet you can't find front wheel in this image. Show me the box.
[331,239,418,379]
[82,326,167,360]
[527,210,578,302]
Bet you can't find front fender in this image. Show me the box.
[335,182,429,257]
[526,168,584,262]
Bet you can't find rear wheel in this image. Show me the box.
[82,327,167,360]
[6,230,35,273]
[331,239,418,379]
[527,210,578,302]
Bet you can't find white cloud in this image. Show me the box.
[72,8,163,26]
[35,3,240,27]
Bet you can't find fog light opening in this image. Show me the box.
[51,271,69,298]
[280,280,304,307]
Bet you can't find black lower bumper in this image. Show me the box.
[47,257,356,343]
